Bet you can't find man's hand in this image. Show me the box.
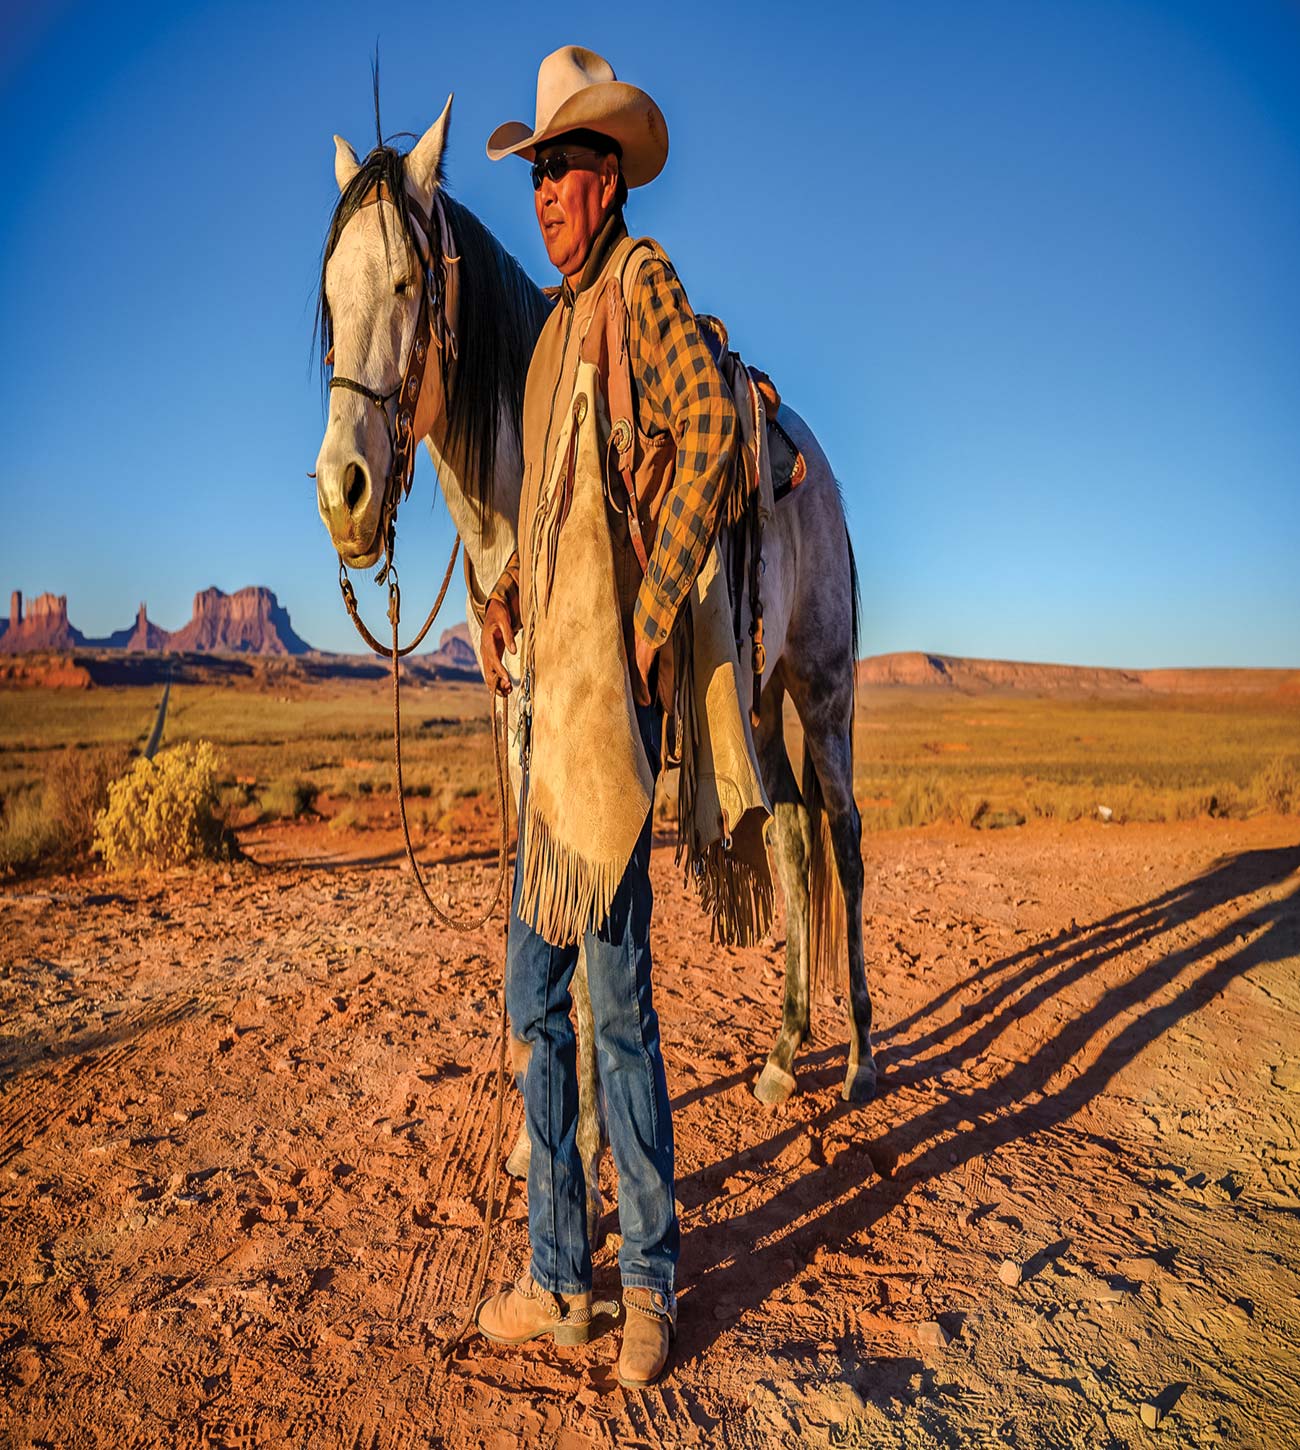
[632,633,657,707]
[483,597,516,696]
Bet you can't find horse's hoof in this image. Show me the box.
[841,1060,878,1104]
[754,1061,797,1105]
[505,1135,531,1180]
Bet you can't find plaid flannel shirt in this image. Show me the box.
[491,226,737,651]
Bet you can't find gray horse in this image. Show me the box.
[311,103,876,1227]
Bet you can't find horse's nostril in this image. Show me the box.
[343,462,367,512]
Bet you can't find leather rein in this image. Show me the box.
[323,179,517,1364]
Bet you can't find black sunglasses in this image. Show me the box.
[530,148,604,190]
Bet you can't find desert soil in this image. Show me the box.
[1,815,1297,1449]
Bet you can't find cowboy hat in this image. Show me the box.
[487,45,668,189]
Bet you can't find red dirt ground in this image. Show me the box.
[1,816,1297,1448]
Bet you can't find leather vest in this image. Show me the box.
[518,233,676,645]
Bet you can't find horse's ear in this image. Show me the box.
[406,94,453,211]
[334,135,361,192]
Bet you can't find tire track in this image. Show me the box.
[0,956,279,1168]
[0,992,204,1167]
[428,1044,500,1200]
[395,1239,434,1320]
[394,1038,518,1329]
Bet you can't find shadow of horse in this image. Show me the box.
[672,844,1300,1364]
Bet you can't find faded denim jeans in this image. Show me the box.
[505,698,678,1300]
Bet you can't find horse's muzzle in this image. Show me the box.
[316,453,382,565]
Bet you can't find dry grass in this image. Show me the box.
[0,745,131,872]
[0,788,61,872]
[1,677,1296,868]
[811,687,1298,830]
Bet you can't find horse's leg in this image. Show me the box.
[505,1032,533,1179]
[571,946,607,1246]
[753,677,814,1105]
[797,687,876,1104]
[503,951,605,1243]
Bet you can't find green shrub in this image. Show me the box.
[93,741,229,869]
[258,776,319,821]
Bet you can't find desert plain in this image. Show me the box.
[1,661,1298,1448]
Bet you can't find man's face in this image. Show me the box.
[533,144,620,278]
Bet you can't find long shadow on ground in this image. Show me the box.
[672,845,1300,1364]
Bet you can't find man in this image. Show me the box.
[473,46,739,1386]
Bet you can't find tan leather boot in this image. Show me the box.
[617,1287,676,1386]
[475,1271,596,1346]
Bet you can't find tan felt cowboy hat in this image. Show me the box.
[487,45,668,189]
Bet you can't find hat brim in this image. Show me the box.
[487,80,668,188]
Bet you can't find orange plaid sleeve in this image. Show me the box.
[627,258,738,649]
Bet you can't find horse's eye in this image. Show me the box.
[395,280,410,296]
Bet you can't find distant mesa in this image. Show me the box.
[124,601,170,652]
[437,622,478,672]
[1,591,87,652]
[0,586,482,681]
[4,592,1291,697]
[0,585,308,656]
[167,586,311,656]
[858,651,1146,692]
[858,651,1298,696]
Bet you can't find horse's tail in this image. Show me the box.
[806,521,858,1001]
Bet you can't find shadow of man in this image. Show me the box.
[672,843,1300,1364]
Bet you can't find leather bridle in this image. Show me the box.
[328,182,458,583]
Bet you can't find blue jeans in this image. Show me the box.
[506,698,678,1299]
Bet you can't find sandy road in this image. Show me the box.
[1,816,1297,1448]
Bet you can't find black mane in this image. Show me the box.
[315,141,549,518]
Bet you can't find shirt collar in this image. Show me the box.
[561,209,628,305]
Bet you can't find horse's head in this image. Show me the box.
[314,98,454,569]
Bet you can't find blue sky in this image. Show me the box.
[2,0,1297,666]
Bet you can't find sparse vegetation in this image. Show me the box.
[328,804,360,834]
[258,776,319,821]
[810,687,1299,831]
[47,745,132,852]
[93,741,230,869]
[0,745,131,872]
[1,678,1295,861]
[0,787,62,871]
[1254,756,1299,815]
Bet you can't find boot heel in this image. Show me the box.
[554,1318,593,1346]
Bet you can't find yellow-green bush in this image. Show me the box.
[93,741,229,869]
[258,776,319,821]
[1254,756,1298,815]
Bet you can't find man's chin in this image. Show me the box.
[543,233,576,273]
